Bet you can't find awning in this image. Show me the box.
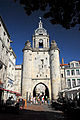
[0,87,21,96]
[66,86,80,93]
[60,89,68,93]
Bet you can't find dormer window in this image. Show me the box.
[71,63,74,67]
[39,39,43,48]
[75,63,79,67]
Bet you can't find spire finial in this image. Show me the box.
[39,17,42,28]
[39,17,41,20]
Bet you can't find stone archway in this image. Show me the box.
[33,82,49,98]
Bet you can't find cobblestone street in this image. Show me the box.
[0,104,72,120]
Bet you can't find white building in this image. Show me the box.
[60,60,80,100]
[0,16,18,102]
[0,16,11,102]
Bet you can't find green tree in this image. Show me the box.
[14,0,80,30]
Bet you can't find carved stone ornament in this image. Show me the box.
[25,40,31,47]
[23,40,32,51]
[50,40,59,50]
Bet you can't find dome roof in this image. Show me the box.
[35,18,47,35]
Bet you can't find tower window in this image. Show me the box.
[7,39,9,42]
[61,74,63,78]
[2,44,4,50]
[41,59,44,64]
[4,32,6,36]
[39,39,43,48]
[36,75,38,77]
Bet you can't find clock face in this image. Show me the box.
[39,39,43,43]
[39,30,42,33]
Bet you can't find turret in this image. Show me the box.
[22,40,32,100]
[50,40,61,100]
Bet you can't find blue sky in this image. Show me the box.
[0,0,80,65]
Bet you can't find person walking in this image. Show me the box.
[47,97,50,106]
[30,96,33,105]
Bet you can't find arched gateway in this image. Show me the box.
[22,18,61,101]
[33,82,49,98]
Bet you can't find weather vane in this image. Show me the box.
[39,17,41,20]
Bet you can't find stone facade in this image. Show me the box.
[22,19,61,100]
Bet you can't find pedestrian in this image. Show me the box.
[33,97,36,104]
[47,97,50,106]
[42,96,44,104]
[30,96,33,104]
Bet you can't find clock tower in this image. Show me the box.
[22,18,61,101]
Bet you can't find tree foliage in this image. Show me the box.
[14,0,80,30]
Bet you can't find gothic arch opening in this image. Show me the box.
[33,82,49,98]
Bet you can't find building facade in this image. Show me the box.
[60,61,80,100]
[0,16,11,102]
[22,19,61,100]
[5,47,16,100]
[0,16,19,103]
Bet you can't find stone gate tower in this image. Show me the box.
[22,18,61,100]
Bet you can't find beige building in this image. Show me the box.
[21,18,61,101]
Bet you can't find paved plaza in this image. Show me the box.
[0,104,73,120]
